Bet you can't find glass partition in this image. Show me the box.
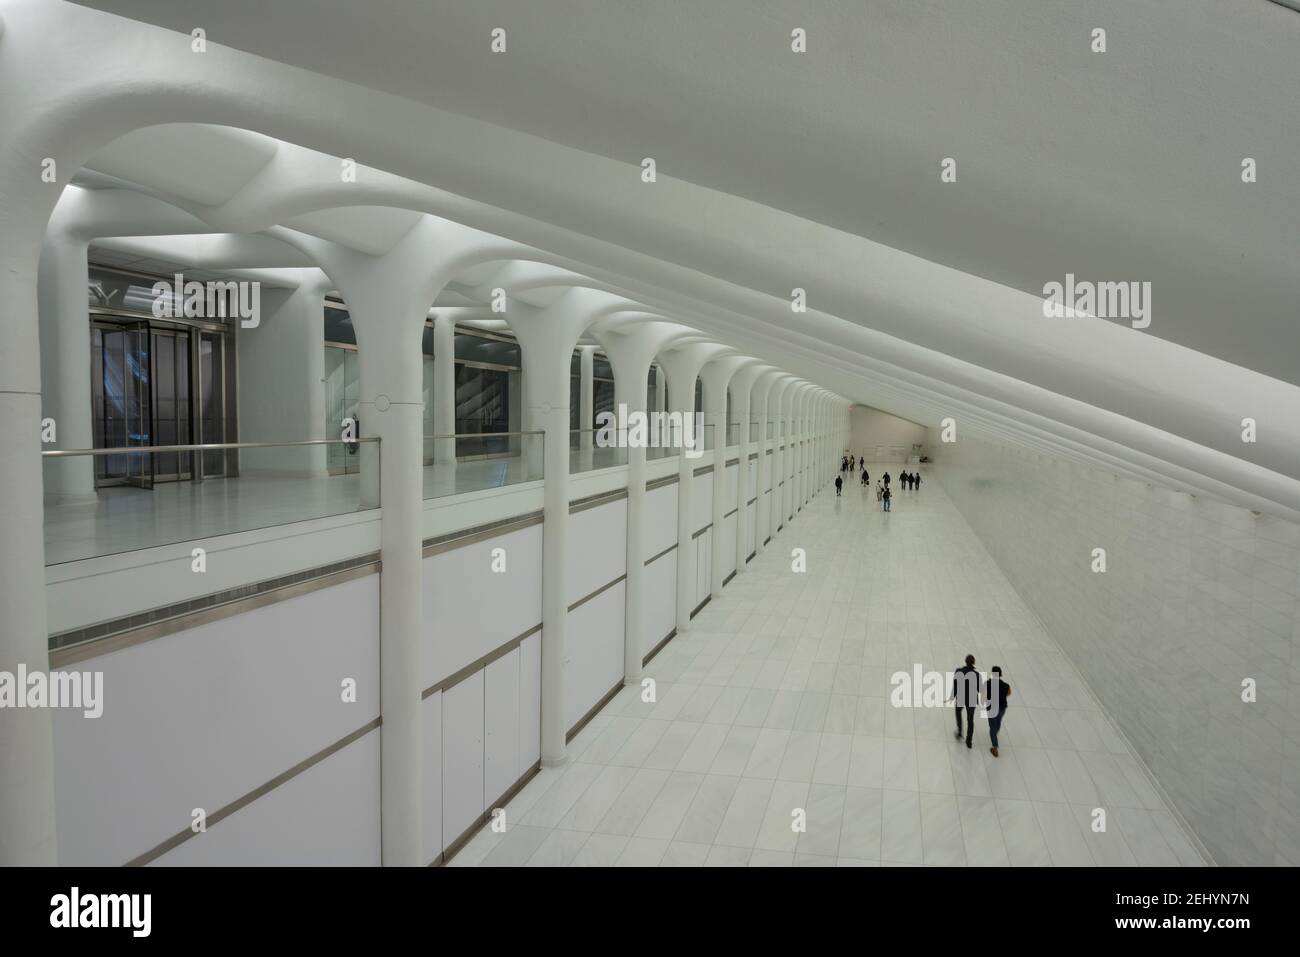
[569,430,628,473]
[422,431,543,500]
[42,439,379,565]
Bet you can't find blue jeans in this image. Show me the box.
[987,710,1004,748]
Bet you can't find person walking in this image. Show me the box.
[914,472,922,492]
[883,471,891,489]
[861,467,868,487]
[983,666,1011,757]
[949,654,980,749]
[834,474,843,496]
[882,486,891,512]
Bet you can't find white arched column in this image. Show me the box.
[751,371,780,555]
[0,186,57,865]
[301,231,442,867]
[431,312,457,467]
[591,318,684,683]
[730,364,765,573]
[36,230,95,502]
[659,343,728,632]
[779,379,797,530]
[768,377,793,539]
[701,355,749,599]
[506,290,598,766]
[578,343,596,464]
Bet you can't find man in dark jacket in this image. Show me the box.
[984,666,1011,757]
[950,654,980,749]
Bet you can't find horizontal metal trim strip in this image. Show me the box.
[692,523,712,540]
[422,622,543,699]
[125,716,381,867]
[747,496,758,506]
[437,762,542,866]
[642,628,676,667]
[723,507,738,519]
[570,488,628,514]
[49,557,381,667]
[692,465,713,477]
[423,511,543,556]
[723,570,737,587]
[644,543,677,566]
[690,595,710,619]
[646,474,678,492]
[567,573,626,613]
[566,680,624,744]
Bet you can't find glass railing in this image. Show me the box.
[422,432,544,500]
[41,439,380,565]
[570,421,715,462]
[569,429,629,473]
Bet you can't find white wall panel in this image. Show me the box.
[643,552,677,657]
[518,632,541,773]
[424,523,542,688]
[441,671,484,847]
[483,648,521,804]
[421,690,443,864]
[693,471,712,532]
[565,581,625,730]
[934,433,1300,866]
[745,502,757,555]
[151,728,381,867]
[52,575,380,866]
[645,483,678,560]
[695,534,710,606]
[568,497,627,605]
[722,512,738,577]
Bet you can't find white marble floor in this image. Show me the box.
[453,466,1207,867]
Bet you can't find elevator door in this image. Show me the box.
[151,328,192,481]
[92,322,153,488]
[92,322,228,487]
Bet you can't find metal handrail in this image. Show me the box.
[423,431,543,439]
[42,438,379,457]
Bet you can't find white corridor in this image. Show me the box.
[452,467,1207,867]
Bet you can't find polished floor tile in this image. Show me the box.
[461,470,1204,866]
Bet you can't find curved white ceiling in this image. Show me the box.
[75,0,1300,383]
[16,1,1300,517]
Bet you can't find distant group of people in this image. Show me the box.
[949,654,1012,757]
[835,456,923,511]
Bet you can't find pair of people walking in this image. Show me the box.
[949,655,1011,757]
